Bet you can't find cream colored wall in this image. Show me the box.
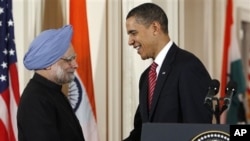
[86,1,107,140]
[180,0,250,80]
[12,0,250,141]
[179,0,225,80]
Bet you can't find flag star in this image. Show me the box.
[1,61,7,69]
[8,19,14,26]
[9,49,15,55]
[0,7,4,14]
[3,49,8,55]
[0,74,7,82]
[5,33,9,41]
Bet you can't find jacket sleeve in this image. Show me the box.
[123,106,142,141]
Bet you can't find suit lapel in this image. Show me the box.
[149,44,178,120]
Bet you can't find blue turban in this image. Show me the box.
[23,25,73,70]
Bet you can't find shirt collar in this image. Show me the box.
[154,40,173,75]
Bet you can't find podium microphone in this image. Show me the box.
[223,80,237,107]
[204,79,220,109]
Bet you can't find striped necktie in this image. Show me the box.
[148,62,158,111]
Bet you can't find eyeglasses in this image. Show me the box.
[60,55,77,63]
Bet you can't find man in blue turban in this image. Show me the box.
[17,25,85,141]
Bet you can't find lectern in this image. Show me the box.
[141,123,230,141]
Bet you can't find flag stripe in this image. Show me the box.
[69,0,99,141]
[70,0,96,118]
[9,64,19,140]
[220,0,233,99]
[10,64,20,103]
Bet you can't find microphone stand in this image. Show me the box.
[213,97,221,124]
[207,97,228,124]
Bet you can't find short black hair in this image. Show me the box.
[126,3,169,34]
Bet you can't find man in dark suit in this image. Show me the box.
[17,25,85,141]
[123,3,213,141]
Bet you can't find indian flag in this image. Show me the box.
[220,0,247,124]
[68,0,99,140]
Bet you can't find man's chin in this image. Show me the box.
[141,56,149,60]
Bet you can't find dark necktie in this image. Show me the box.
[148,62,158,111]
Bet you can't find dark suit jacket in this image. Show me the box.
[17,73,85,141]
[124,43,212,141]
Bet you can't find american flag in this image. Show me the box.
[0,0,20,141]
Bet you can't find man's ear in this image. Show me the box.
[151,21,161,35]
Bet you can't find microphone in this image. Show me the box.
[204,79,220,108]
[223,80,237,107]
